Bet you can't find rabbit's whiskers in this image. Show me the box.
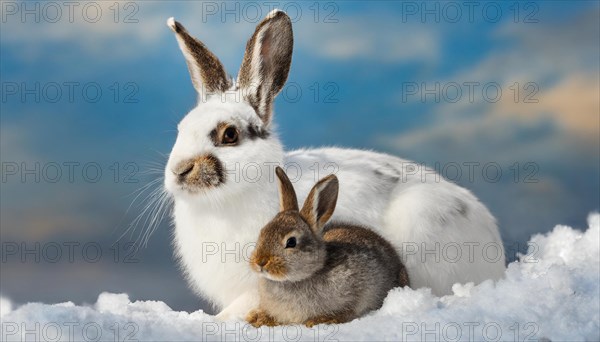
[117,161,173,248]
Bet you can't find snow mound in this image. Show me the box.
[1,214,599,341]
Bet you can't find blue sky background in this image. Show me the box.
[1,1,599,312]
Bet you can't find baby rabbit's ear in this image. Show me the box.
[275,167,299,212]
[237,10,293,126]
[300,175,339,234]
[167,18,231,100]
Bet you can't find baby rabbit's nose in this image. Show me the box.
[257,258,268,267]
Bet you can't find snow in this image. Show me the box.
[0,297,11,318]
[1,214,599,341]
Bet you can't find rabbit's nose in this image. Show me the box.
[173,160,195,179]
[171,154,224,188]
[257,258,268,268]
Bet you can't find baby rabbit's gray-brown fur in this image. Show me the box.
[247,167,410,327]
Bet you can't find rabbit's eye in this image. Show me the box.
[285,237,297,249]
[221,126,239,145]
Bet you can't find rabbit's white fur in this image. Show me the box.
[164,11,505,320]
[166,97,505,319]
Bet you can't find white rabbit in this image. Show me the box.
[164,10,505,320]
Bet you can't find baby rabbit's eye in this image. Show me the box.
[221,126,239,145]
[285,237,297,249]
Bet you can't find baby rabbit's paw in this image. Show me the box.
[246,309,279,327]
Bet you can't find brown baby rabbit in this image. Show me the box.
[247,167,410,327]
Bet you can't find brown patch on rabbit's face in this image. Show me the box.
[251,212,326,282]
[172,153,224,192]
[209,121,270,147]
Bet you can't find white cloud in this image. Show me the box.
[1,3,440,66]
[296,18,439,63]
[383,10,600,157]
[1,2,166,60]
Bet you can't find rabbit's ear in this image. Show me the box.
[275,167,299,212]
[300,175,339,234]
[167,18,231,100]
[237,10,293,125]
